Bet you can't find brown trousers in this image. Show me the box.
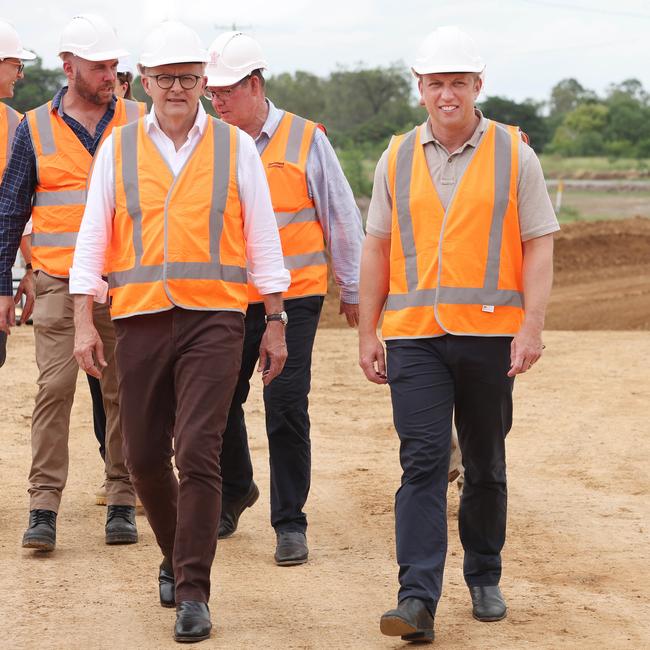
[114,308,244,603]
[29,272,134,511]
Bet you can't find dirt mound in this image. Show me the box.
[320,217,650,330]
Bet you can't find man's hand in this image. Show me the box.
[15,270,35,324]
[508,325,544,377]
[339,300,359,328]
[73,295,106,379]
[258,321,288,385]
[359,332,387,384]
[0,295,16,335]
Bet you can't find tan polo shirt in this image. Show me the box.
[366,110,559,242]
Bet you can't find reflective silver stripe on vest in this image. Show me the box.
[386,121,523,312]
[32,103,56,156]
[32,189,87,207]
[5,106,20,162]
[123,99,141,123]
[120,121,144,262]
[285,114,307,164]
[32,231,78,247]
[109,118,247,290]
[394,128,419,292]
[275,206,317,228]
[283,250,327,270]
[386,287,522,310]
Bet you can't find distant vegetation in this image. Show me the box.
[8,57,650,195]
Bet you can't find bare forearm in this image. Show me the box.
[261,292,284,315]
[74,294,96,328]
[521,234,554,332]
[19,235,32,264]
[359,235,390,336]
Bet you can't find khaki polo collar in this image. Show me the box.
[420,108,488,153]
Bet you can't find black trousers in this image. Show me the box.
[220,296,323,532]
[87,374,107,460]
[386,335,514,614]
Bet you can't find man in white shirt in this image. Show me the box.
[70,21,290,644]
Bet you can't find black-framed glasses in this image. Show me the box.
[204,75,251,100]
[0,59,25,74]
[146,73,202,90]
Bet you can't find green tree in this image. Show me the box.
[10,56,65,113]
[266,71,326,122]
[478,96,549,151]
[548,103,609,156]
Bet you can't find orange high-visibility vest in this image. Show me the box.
[107,116,248,320]
[383,120,524,339]
[26,97,145,277]
[248,111,327,302]
[0,102,22,179]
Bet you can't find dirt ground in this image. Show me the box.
[1,218,649,649]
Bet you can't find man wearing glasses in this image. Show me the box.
[0,20,36,367]
[0,14,144,552]
[70,21,289,642]
[205,31,364,567]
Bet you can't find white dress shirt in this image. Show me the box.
[69,103,290,303]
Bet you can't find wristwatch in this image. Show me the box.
[265,311,288,326]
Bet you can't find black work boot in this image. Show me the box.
[22,509,57,551]
[159,557,176,608]
[274,531,308,566]
[469,585,507,621]
[218,481,259,539]
[105,505,138,545]
[174,601,211,643]
[380,597,435,643]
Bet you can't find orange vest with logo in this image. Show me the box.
[248,111,327,302]
[0,102,22,179]
[25,96,145,277]
[382,120,524,339]
[107,116,248,320]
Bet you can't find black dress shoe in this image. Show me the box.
[274,531,308,566]
[22,509,57,551]
[218,482,259,539]
[159,557,175,608]
[469,585,507,622]
[105,505,138,545]
[380,597,434,642]
[174,601,211,643]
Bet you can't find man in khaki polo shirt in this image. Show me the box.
[359,26,558,642]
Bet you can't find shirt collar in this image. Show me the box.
[421,108,487,150]
[257,99,284,141]
[51,86,117,117]
[145,101,207,137]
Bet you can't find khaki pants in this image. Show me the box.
[28,272,134,511]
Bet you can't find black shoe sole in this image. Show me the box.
[174,632,211,643]
[22,536,55,552]
[380,614,434,642]
[105,533,138,545]
[472,610,507,622]
[161,600,176,609]
[274,553,308,567]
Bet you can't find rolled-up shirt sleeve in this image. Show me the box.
[238,131,290,295]
[68,135,115,301]
[307,129,364,304]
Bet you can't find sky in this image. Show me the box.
[4,0,650,105]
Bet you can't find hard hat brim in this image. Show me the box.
[19,48,37,60]
[411,63,485,76]
[139,54,210,67]
[59,47,130,62]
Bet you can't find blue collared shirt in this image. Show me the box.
[0,88,117,295]
[256,100,364,303]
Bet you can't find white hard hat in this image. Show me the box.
[139,21,208,67]
[206,31,268,87]
[0,20,36,60]
[58,14,129,61]
[412,26,485,76]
